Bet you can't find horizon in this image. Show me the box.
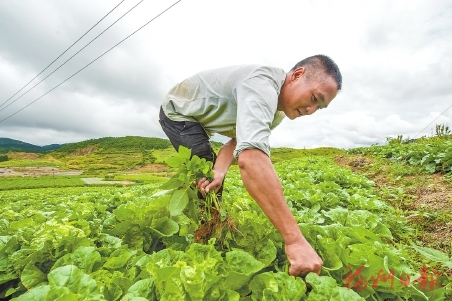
[1,134,441,151]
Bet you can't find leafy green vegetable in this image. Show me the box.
[305,272,365,301]
[249,271,306,300]
[1,152,449,300]
[411,243,452,269]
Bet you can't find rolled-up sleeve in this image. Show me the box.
[233,73,279,158]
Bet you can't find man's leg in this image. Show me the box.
[159,107,215,161]
[159,107,224,196]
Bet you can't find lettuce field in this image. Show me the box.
[0,139,451,300]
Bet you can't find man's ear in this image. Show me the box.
[291,67,306,81]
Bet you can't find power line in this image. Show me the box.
[0,0,182,124]
[0,0,144,113]
[414,103,452,138]
[0,0,125,109]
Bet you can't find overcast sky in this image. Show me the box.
[0,0,451,149]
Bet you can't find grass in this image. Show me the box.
[0,159,65,168]
[0,175,87,190]
[64,153,143,173]
[153,148,179,164]
[271,147,345,163]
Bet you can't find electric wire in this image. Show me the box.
[0,0,125,109]
[414,103,452,138]
[0,0,144,113]
[0,0,182,123]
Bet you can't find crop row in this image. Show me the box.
[349,139,452,174]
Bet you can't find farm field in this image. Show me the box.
[0,176,87,190]
[0,136,451,300]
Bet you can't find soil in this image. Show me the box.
[334,155,373,171]
[68,146,98,156]
[406,174,452,212]
[194,209,239,245]
[0,167,83,177]
[126,163,169,173]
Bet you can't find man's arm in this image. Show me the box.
[199,138,236,193]
[237,148,323,276]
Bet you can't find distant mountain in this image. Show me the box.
[0,136,224,155]
[0,138,66,154]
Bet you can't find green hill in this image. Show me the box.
[46,136,223,173]
[53,136,172,156]
[0,136,224,173]
[53,136,224,156]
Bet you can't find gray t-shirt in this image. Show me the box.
[162,65,286,158]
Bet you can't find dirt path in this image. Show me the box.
[0,167,83,177]
[81,178,135,185]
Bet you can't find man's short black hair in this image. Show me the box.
[291,55,342,91]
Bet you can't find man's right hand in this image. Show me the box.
[196,170,224,196]
[285,237,323,276]
[197,138,237,197]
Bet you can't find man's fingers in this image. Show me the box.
[205,182,215,193]
[289,266,318,278]
[289,262,322,277]
[198,176,223,194]
[206,179,223,193]
[289,264,307,277]
[197,178,209,189]
[198,178,212,196]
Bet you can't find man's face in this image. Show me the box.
[278,67,338,120]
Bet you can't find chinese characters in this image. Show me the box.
[342,264,442,292]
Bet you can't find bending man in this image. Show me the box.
[159,54,342,276]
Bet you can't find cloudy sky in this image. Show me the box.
[0,0,451,149]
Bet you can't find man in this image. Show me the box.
[159,54,342,277]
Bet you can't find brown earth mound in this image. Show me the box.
[68,146,98,156]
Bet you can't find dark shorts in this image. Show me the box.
[159,106,216,162]
[159,107,224,197]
